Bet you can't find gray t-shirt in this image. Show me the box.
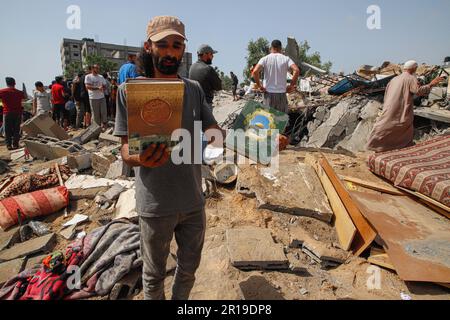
[113,78,218,217]
[33,90,52,114]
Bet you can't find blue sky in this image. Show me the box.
[1,0,449,91]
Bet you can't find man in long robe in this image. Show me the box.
[367,60,445,152]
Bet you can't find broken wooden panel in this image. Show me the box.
[237,163,333,223]
[350,191,450,283]
[319,157,377,256]
[305,154,356,251]
[226,227,288,270]
[368,247,396,271]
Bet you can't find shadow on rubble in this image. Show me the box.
[239,275,285,300]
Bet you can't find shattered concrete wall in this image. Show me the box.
[301,96,383,153]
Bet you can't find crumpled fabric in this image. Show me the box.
[0,220,141,300]
[0,165,71,200]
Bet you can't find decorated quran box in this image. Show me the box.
[126,78,184,154]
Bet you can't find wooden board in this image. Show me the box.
[350,191,450,283]
[368,247,396,270]
[305,155,356,251]
[319,157,377,256]
[339,174,405,196]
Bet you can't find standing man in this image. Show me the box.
[252,40,300,113]
[80,66,92,128]
[0,77,25,150]
[367,60,445,152]
[72,72,85,129]
[51,76,68,129]
[32,81,52,116]
[230,71,239,101]
[85,64,108,130]
[118,53,138,85]
[189,44,222,108]
[114,16,222,300]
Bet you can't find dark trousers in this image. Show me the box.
[3,112,21,147]
[52,104,68,127]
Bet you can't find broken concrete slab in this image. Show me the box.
[0,258,25,286]
[60,224,77,240]
[71,123,102,145]
[0,233,56,262]
[237,163,333,223]
[67,152,92,171]
[287,253,307,273]
[226,227,289,270]
[99,133,121,144]
[22,114,69,140]
[0,227,20,252]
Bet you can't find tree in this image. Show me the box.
[83,54,118,74]
[244,38,270,83]
[64,61,83,79]
[298,40,332,73]
[214,67,233,91]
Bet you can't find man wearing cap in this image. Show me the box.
[118,53,139,85]
[367,60,445,152]
[189,44,222,108]
[113,16,223,300]
[0,77,26,150]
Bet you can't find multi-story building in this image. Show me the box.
[61,38,192,78]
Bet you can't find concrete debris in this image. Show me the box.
[62,214,89,228]
[60,224,77,240]
[0,258,26,287]
[0,227,20,252]
[67,152,92,171]
[0,233,56,262]
[237,161,333,222]
[105,159,131,179]
[24,135,84,160]
[71,123,102,145]
[226,227,289,270]
[22,114,69,141]
[99,133,121,144]
[92,152,118,176]
[64,174,134,190]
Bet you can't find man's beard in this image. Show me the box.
[153,55,181,75]
[205,59,213,65]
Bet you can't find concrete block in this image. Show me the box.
[24,135,59,160]
[0,258,25,286]
[0,233,56,262]
[71,123,102,145]
[92,152,117,176]
[99,133,121,144]
[51,141,84,160]
[22,114,69,140]
[67,152,92,171]
[226,227,289,270]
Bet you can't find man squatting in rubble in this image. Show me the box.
[367,60,445,152]
[113,16,225,300]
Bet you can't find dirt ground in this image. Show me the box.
[1,94,449,300]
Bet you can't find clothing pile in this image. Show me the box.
[0,220,141,300]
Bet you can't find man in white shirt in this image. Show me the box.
[252,40,300,113]
[85,64,108,129]
[33,81,52,116]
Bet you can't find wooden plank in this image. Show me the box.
[396,186,450,219]
[319,157,377,256]
[305,155,356,251]
[338,175,405,196]
[350,191,450,283]
[368,247,396,271]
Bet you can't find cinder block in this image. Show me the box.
[67,152,92,171]
[22,114,69,140]
[51,141,84,159]
[71,123,102,145]
[24,135,60,160]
